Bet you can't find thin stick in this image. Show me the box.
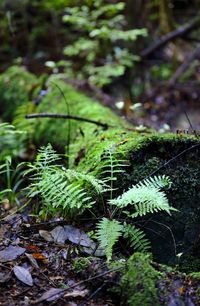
[141,16,200,58]
[25,113,110,129]
[144,143,200,179]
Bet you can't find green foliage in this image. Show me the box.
[25,144,106,218]
[109,176,175,218]
[0,122,26,160]
[62,0,147,86]
[120,253,162,306]
[0,66,36,120]
[0,156,25,205]
[73,256,92,274]
[123,223,150,253]
[96,218,123,262]
[25,143,175,259]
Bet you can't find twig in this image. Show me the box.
[169,43,200,85]
[141,16,200,58]
[144,142,200,179]
[25,113,110,129]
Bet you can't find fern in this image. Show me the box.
[96,218,123,262]
[97,144,127,199]
[123,223,150,252]
[138,175,172,189]
[26,144,106,216]
[109,175,176,218]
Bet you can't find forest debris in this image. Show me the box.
[64,225,94,247]
[33,287,64,303]
[13,265,33,286]
[0,271,12,283]
[64,288,89,298]
[49,225,96,249]
[39,229,53,242]
[0,245,26,262]
[50,226,66,244]
[25,253,39,269]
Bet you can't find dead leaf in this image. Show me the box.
[32,253,48,263]
[39,230,53,242]
[64,225,94,247]
[34,288,64,303]
[25,253,39,269]
[13,265,33,286]
[0,245,26,262]
[51,226,66,244]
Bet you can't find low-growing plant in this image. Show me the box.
[25,144,176,260]
[61,0,147,87]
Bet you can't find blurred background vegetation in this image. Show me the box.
[0,0,200,129]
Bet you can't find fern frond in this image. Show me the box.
[96,145,128,199]
[36,144,61,170]
[96,218,123,261]
[24,144,61,177]
[123,223,150,252]
[109,184,176,218]
[64,169,107,193]
[29,169,94,214]
[138,175,172,189]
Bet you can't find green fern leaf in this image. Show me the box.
[109,184,176,218]
[123,223,150,252]
[96,218,123,261]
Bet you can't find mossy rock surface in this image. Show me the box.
[75,131,200,265]
[120,253,161,306]
[0,66,36,120]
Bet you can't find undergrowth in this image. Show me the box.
[24,143,176,261]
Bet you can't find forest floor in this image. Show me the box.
[0,206,200,306]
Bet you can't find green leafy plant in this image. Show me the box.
[0,122,26,160]
[61,0,147,87]
[0,156,25,205]
[25,144,107,219]
[25,144,176,260]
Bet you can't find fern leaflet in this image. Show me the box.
[123,223,150,252]
[96,218,123,261]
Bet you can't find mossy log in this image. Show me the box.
[1,67,200,266]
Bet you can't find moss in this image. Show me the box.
[120,253,162,306]
[179,255,200,274]
[33,77,130,152]
[0,66,36,120]
[75,132,200,265]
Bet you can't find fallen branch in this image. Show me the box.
[169,43,200,85]
[25,113,110,129]
[141,16,200,58]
